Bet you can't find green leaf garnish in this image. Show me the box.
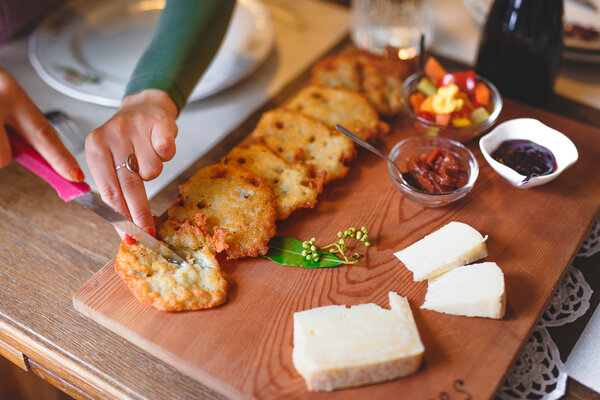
[264,237,343,268]
[264,226,372,268]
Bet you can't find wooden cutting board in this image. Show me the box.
[74,101,600,399]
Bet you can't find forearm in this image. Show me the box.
[125,0,236,113]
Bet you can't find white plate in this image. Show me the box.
[28,0,274,107]
[479,119,578,189]
[463,0,600,63]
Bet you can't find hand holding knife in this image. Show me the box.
[9,131,186,266]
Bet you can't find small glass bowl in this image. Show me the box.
[401,72,503,143]
[388,136,479,207]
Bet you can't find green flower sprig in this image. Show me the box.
[300,226,371,264]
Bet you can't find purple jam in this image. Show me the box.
[491,139,557,177]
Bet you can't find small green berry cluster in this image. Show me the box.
[301,237,320,262]
[337,226,371,247]
[302,226,372,265]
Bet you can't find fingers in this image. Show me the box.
[8,84,83,182]
[133,136,163,181]
[86,131,130,219]
[86,127,156,236]
[115,162,155,235]
[0,125,12,168]
[151,117,177,161]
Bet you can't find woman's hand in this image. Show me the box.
[0,69,83,181]
[85,89,178,236]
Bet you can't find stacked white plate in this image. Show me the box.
[29,0,274,107]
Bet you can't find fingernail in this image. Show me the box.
[124,234,137,245]
[72,167,85,182]
[145,228,156,238]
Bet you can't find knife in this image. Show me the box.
[9,131,186,266]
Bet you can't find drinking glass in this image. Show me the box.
[350,0,434,59]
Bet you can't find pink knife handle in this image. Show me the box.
[9,131,90,201]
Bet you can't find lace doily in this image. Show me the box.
[578,215,600,257]
[541,266,592,327]
[499,325,567,400]
[499,266,593,400]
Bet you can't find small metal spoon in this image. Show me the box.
[334,124,403,178]
[517,173,537,187]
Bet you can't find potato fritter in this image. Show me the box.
[222,144,325,220]
[157,213,230,255]
[250,109,356,183]
[116,239,227,312]
[285,85,389,142]
[311,48,414,117]
[167,164,277,260]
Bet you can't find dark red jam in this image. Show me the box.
[491,139,557,177]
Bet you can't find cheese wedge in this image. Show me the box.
[394,221,488,281]
[292,292,424,392]
[422,262,505,319]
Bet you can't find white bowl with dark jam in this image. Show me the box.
[479,118,579,189]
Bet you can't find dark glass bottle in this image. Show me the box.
[475,0,563,106]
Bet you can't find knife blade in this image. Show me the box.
[73,192,187,266]
[9,131,187,267]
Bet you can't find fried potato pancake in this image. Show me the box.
[116,239,227,312]
[311,48,414,117]
[222,144,325,220]
[157,213,230,255]
[285,85,389,142]
[167,164,277,259]
[250,109,356,183]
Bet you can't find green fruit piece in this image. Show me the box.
[470,107,490,124]
[416,77,438,97]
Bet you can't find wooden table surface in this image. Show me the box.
[1,40,600,399]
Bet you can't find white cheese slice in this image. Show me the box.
[394,221,488,281]
[422,262,505,319]
[292,292,425,392]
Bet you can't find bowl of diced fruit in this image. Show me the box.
[402,57,502,143]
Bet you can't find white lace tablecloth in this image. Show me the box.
[498,218,600,399]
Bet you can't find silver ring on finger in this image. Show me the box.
[115,154,139,174]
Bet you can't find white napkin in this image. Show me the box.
[565,304,600,392]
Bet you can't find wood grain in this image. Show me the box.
[565,378,600,400]
[74,103,600,399]
[0,336,27,370]
[0,355,73,400]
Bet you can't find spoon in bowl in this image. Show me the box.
[334,124,403,178]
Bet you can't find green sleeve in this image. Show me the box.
[125,0,236,112]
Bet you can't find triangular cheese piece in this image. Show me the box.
[394,221,488,281]
[422,262,506,319]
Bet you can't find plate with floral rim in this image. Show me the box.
[29,0,274,107]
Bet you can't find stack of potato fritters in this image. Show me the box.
[116,47,407,312]
[250,109,356,183]
[310,48,414,117]
[286,86,388,142]
[168,164,278,260]
[222,144,325,220]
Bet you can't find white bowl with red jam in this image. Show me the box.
[479,118,579,189]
